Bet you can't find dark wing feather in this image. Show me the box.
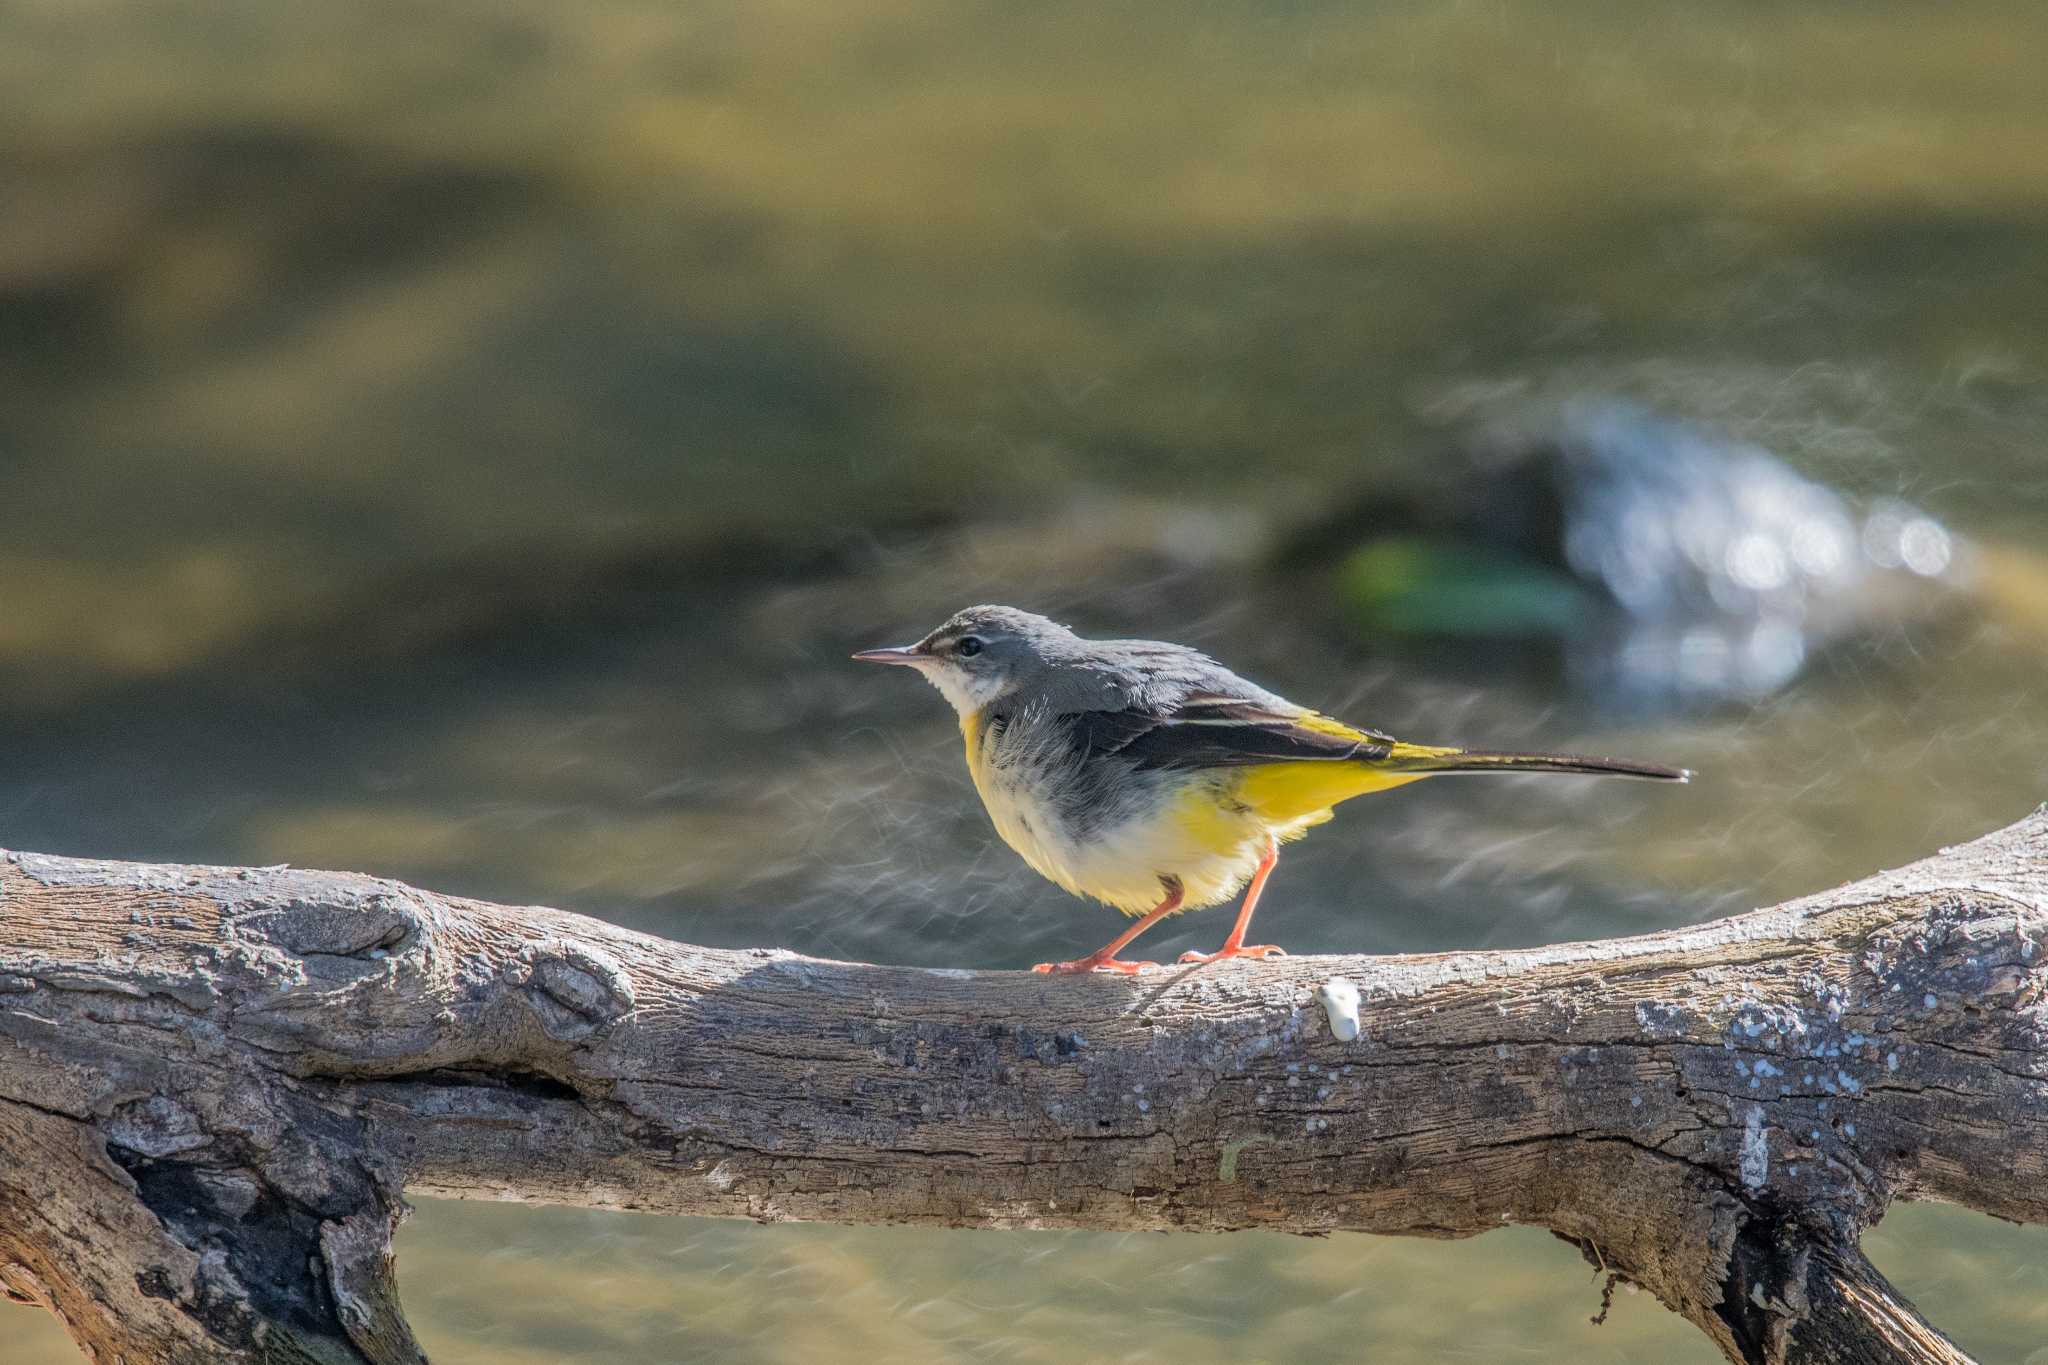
[1069,693,1393,771]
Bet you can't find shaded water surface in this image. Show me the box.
[4,0,2048,1359]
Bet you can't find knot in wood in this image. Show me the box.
[513,940,635,1041]
[246,887,421,963]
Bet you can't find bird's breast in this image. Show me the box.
[965,711,1082,890]
[962,711,1271,913]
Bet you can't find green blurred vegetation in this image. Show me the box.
[1339,537,1592,636]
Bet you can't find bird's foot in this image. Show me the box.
[1177,943,1288,964]
[1031,954,1160,975]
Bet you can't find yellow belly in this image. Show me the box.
[964,710,1429,915]
[995,769,1427,918]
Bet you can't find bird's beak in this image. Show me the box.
[851,645,932,667]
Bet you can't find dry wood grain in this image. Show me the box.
[3,809,2046,1363]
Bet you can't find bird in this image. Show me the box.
[854,605,1689,974]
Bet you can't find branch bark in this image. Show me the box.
[3,810,2046,1364]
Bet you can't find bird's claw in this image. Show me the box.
[1177,944,1288,964]
[1031,956,1160,975]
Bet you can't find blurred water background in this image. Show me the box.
[5,0,2048,1359]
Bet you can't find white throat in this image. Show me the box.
[923,664,1009,718]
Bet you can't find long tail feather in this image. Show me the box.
[1385,743,1691,782]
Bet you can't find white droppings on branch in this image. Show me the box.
[1317,976,1362,1041]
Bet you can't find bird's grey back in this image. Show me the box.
[1042,638,1295,717]
[933,605,1299,718]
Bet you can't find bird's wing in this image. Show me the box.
[1069,693,1395,770]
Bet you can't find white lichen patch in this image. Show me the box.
[1317,976,1362,1042]
[1740,1106,1769,1190]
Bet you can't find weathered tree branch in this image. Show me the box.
[3,811,2045,1364]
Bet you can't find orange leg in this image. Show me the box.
[1032,878,1184,975]
[1179,840,1287,964]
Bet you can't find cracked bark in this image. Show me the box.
[3,809,2046,1364]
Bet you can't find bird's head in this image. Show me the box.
[853,605,1076,717]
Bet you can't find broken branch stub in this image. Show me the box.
[3,809,2046,1364]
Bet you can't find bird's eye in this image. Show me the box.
[955,635,984,658]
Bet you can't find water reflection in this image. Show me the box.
[1297,389,1998,714]
[4,0,2048,1358]
[1487,398,1961,708]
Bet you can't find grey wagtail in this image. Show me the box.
[856,605,1689,974]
